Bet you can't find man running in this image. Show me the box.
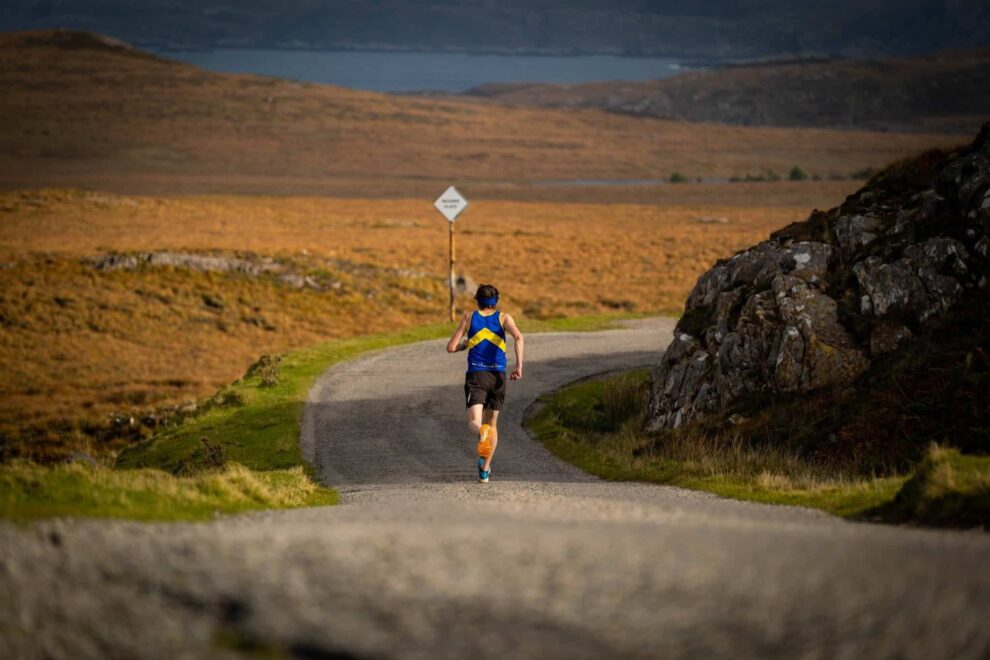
[446,284,524,483]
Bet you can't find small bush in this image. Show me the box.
[788,166,809,181]
[669,172,689,184]
[201,292,225,309]
[850,166,878,180]
[256,354,282,387]
[881,445,990,529]
[211,389,244,408]
[200,436,227,469]
[729,170,781,183]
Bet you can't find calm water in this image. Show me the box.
[159,48,685,93]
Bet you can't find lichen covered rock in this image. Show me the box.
[648,123,990,430]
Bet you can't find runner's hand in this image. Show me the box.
[510,367,522,381]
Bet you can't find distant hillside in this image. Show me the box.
[461,49,990,134]
[0,30,960,197]
[2,0,989,60]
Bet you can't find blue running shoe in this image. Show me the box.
[477,458,490,483]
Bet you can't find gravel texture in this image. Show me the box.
[2,318,989,659]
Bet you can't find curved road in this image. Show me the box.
[301,318,671,486]
[2,318,989,659]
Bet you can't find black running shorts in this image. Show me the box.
[464,370,506,410]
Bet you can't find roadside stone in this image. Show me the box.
[454,273,478,295]
[63,452,97,467]
[279,273,306,288]
[91,253,139,271]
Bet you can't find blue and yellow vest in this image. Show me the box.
[466,310,507,373]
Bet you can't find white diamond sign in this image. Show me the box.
[434,186,468,222]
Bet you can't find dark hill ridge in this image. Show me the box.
[2,0,989,60]
[462,49,990,134]
[2,27,156,58]
[647,124,990,472]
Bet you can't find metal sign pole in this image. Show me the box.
[433,185,469,322]
[449,220,456,322]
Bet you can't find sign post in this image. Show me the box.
[433,186,469,322]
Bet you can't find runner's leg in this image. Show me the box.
[466,404,484,436]
[482,409,499,471]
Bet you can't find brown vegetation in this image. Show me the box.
[0,31,966,466]
[0,188,807,461]
[0,30,959,197]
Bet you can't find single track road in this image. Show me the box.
[2,318,989,659]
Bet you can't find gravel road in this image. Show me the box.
[2,318,989,659]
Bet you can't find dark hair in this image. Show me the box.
[475,284,499,308]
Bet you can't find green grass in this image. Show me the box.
[2,312,645,521]
[116,322,455,474]
[0,461,337,522]
[525,370,949,521]
[878,446,990,528]
[117,312,645,475]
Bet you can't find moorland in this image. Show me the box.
[0,30,968,468]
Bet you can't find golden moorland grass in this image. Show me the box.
[1,188,810,460]
[0,188,812,293]
[0,30,964,467]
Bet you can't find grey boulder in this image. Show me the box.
[648,123,990,430]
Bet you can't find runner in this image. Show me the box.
[446,284,524,482]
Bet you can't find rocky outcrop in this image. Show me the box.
[648,124,990,430]
[89,251,329,290]
[91,251,284,276]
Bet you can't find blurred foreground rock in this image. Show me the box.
[649,123,990,429]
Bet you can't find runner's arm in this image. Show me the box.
[502,314,525,380]
[446,312,472,353]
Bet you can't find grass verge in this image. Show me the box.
[526,370,989,526]
[2,312,644,521]
[877,447,990,528]
[0,462,337,522]
[116,313,645,474]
